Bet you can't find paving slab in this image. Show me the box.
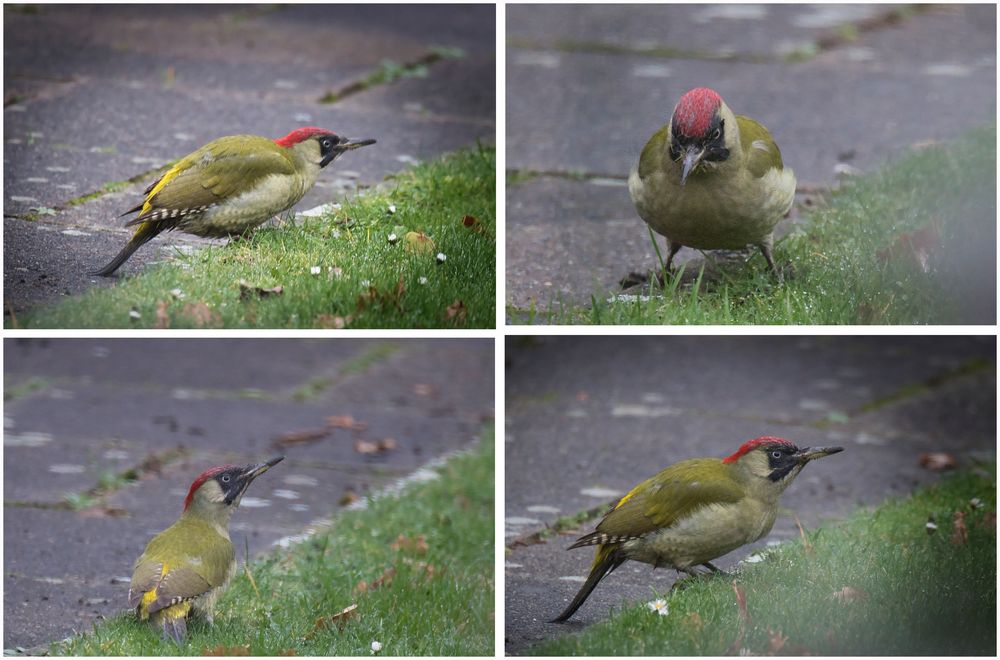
[3,337,494,650]
[3,4,495,315]
[505,4,996,315]
[504,335,996,654]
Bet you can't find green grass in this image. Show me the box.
[55,430,495,655]
[532,465,996,655]
[511,123,995,325]
[16,145,495,329]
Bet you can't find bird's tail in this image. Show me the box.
[160,615,187,645]
[91,222,161,277]
[550,544,624,623]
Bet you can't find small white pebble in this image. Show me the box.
[310,266,321,275]
[387,204,396,214]
[371,641,382,654]
[169,288,184,299]
[418,276,428,285]
[436,252,447,264]
[388,233,398,244]
[128,309,141,320]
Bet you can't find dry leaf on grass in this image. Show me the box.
[315,314,351,329]
[390,534,428,554]
[239,280,284,301]
[461,214,487,234]
[154,300,170,328]
[444,299,467,325]
[354,438,396,454]
[339,489,359,506]
[202,645,251,656]
[304,604,358,639]
[831,586,868,603]
[355,567,396,594]
[952,510,968,546]
[182,301,222,328]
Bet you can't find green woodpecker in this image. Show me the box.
[628,87,795,278]
[94,128,376,276]
[128,456,284,643]
[551,437,841,623]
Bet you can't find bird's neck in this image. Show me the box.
[182,499,235,539]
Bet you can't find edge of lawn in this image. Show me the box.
[53,427,495,656]
[531,462,996,655]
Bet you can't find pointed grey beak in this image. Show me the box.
[339,137,377,151]
[795,446,844,463]
[680,145,705,186]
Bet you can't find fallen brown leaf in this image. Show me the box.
[304,604,358,639]
[390,534,428,554]
[274,427,330,447]
[239,280,284,301]
[181,301,222,328]
[154,300,170,329]
[315,314,351,329]
[980,511,996,532]
[766,628,789,654]
[444,299,467,325]
[202,645,250,656]
[403,231,436,255]
[876,218,941,273]
[951,510,968,546]
[461,214,486,234]
[354,440,379,454]
[831,586,868,603]
[78,507,128,518]
[413,383,434,397]
[339,489,359,506]
[326,415,368,431]
[919,452,956,471]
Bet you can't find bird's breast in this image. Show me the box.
[179,173,307,238]
[630,163,795,249]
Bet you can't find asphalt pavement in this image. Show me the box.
[504,335,996,654]
[3,338,494,651]
[3,4,495,316]
[505,4,996,315]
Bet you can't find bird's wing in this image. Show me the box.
[146,566,214,615]
[129,136,296,222]
[737,115,784,179]
[636,125,671,180]
[594,458,744,539]
[128,559,164,610]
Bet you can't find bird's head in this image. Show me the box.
[667,87,738,185]
[722,436,842,497]
[183,456,284,521]
[274,127,376,168]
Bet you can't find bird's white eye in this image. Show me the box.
[711,128,721,141]
[221,474,231,483]
[771,450,782,459]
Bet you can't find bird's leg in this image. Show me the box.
[757,237,782,282]
[657,240,684,286]
[701,561,729,575]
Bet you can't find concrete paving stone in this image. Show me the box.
[507,4,888,58]
[504,335,995,654]
[506,45,994,185]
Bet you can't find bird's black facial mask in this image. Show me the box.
[764,443,802,482]
[319,135,344,168]
[669,116,730,166]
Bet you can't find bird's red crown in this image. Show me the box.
[722,436,796,464]
[672,87,723,138]
[183,465,233,510]
[274,126,333,148]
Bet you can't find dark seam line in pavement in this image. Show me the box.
[58,446,191,511]
[849,357,995,417]
[318,47,465,104]
[508,6,928,64]
[507,502,611,549]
